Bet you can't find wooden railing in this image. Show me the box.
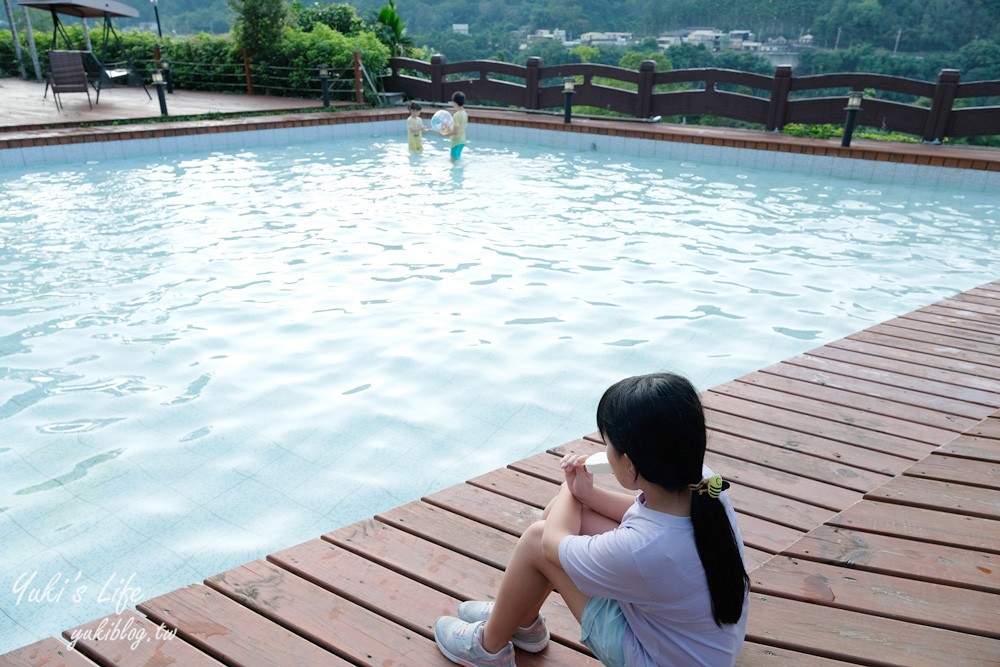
[382,56,1000,143]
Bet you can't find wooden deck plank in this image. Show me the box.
[725,511,810,556]
[324,521,508,605]
[704,407,911,476]
[750,556,1000,639]
[745,593,1000,666]
[702,392,932,461]
[830,336,1000,382]
[63,609,223,666]
[706,430,890,493]
[870,322,1000,358]
[937,434,1000,462]
[904,308,1000,338]
[709,383,949,449]
[468,467,560,509]
[768,355,998,417]
[728,373,973,438]
[736,642,855,666]
[924,299,1000,326]
[783,525,1000,593]
[0,638,99,667]
[376,501,519,569]
[269,536,597,665]
[805,342,1000,396]
[885,313,1000,346]
[137,584,351,666]
[955,290,1000,307]
[865,475,1000,519]
[205,559,449,665]
[704,450,860,512]
[828,500,1000,553]
[966,415,1000,440]
[847,330,1000,373]
[905,452,1000,489]
[422,484,543,536]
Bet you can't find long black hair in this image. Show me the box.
[596,373,749,626]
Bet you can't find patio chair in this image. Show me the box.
[45,50,92,110]
[80,51,151,103]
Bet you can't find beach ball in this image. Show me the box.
[431,109,454,134]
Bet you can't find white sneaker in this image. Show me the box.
[435,617,516,667]
[457,601,550,653]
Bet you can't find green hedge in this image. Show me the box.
[0,23,388,98]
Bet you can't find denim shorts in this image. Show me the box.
[450,144,465,160]
[581,597,627,667]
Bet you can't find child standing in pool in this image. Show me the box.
[406,101,425,152]
[445,91,468,163]
[435,372,750,667]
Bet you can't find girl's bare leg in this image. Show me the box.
[480,494,592,653]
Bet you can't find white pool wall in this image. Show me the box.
[2,119,998,193]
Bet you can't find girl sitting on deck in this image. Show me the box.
[435,372,750,667]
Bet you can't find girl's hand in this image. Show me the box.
[560,453,594,503]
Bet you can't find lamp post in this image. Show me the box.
[162,58,173,93]
[319,63,330,107]
[150,0,162,38]
[563,77,575,124]
[841,90,863,147]
[152,70,168,116]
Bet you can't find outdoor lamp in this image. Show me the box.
[319,64,331,107]
[563,77,575,124]
[842,91,863,147]
[152,70,168,116]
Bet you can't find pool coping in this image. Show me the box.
[2,106,999,173]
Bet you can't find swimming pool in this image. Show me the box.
[1,124,997,650]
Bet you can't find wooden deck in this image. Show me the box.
[3,281,998,666]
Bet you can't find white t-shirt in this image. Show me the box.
[559,479,749,667]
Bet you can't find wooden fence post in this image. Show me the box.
[767,65,792,131]
[353,51,364,104]
[525,56,541,110]
[923,69,960,143]
[637,59,656,118]
[242,48,254,95]
[431,53,445,102]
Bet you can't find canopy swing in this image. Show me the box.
[18,0,150,102]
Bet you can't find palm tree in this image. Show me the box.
[374,0,412,57]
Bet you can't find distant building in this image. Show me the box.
[657,30,688,49]
[580,31,633,46]
[452,24,469,35]
[527,28,568,44]
[685,29,724,51]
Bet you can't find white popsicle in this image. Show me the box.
[584,451,613,474]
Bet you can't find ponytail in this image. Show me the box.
[690,477,750,626]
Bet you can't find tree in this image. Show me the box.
[372,0,412,57]
[619,50,671,72]
[291,1,362,35]
[227,0,287,59]
[958,39,1000,82]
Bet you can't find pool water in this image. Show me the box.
[0,132,997,650]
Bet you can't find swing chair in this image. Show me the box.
[19,0,151,103]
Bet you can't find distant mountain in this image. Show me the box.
[133,0,999,55]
